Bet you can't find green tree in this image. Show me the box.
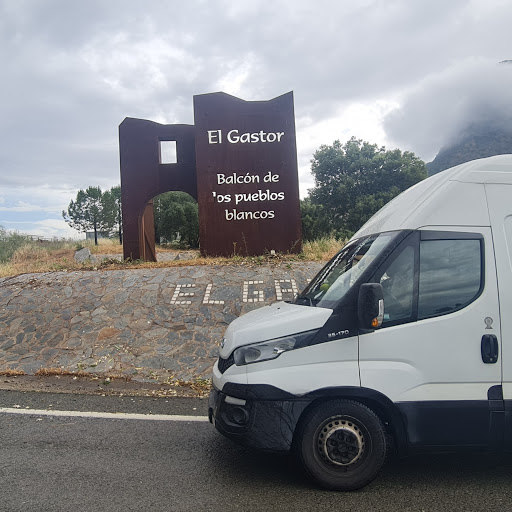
[307,137,428,238]
[103,185,123,244]
[154,192,199,248]
[300,198,331,241]
[62,186,111,245]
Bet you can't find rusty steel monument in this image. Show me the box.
[119,92,302,260]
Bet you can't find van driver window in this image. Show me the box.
[380,245,415,323]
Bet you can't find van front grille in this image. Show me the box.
[218,354,235,374]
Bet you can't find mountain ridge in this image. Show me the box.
[427,123,512,175]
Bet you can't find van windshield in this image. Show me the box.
[296,232,398,309]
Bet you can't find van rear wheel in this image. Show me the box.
[297,399,387,491]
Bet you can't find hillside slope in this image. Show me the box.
[427,123,512,175]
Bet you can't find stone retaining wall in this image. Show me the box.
[0,262,323,381]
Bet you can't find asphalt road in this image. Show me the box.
[1,390,512,512]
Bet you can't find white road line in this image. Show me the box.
[0,407,209,422]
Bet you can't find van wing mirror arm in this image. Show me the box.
[358,283,384,331]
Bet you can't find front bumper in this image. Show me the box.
[208,385,310,453]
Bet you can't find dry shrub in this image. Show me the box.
[35,367,88,377]
[86,238,123,254]
[0,263,16,278]
[34,367,130,381]
[302,237,345,261]
[0,240,78,276]
[12,245,50,263]
[0,369,26,376]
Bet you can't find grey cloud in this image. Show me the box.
[1,0,512,237]
[383,60,512,160]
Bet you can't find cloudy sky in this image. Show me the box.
[1,0,511,239]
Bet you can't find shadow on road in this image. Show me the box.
[205,436,512,508]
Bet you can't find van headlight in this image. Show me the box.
[233,330,317,366]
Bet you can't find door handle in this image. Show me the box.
[481,334,499,364]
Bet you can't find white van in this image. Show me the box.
[208,154,512,490]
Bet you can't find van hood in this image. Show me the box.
[220,301,333,358]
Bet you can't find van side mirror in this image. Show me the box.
[358,283,384,330]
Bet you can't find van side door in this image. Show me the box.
[359,228,502,448]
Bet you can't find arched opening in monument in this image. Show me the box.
[153,191,199,250]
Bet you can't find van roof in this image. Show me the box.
[448,154,512,184]
[353,154,512,238]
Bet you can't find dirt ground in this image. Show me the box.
[0,373,211,398]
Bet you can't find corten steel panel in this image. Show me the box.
[119,118,197,261]
[194,92,302,257]
[140,201,156,262]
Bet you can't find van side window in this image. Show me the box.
[418,239,482,319]
[379,245,415,325]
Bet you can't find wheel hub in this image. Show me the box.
[318,418,365,466]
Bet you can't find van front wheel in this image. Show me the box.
[297,399,387,491]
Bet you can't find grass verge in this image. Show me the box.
[0,237,345,278]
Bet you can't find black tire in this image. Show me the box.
[296,399,387,491]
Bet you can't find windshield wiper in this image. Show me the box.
[295,295,314,307]
[295,295,321,307]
